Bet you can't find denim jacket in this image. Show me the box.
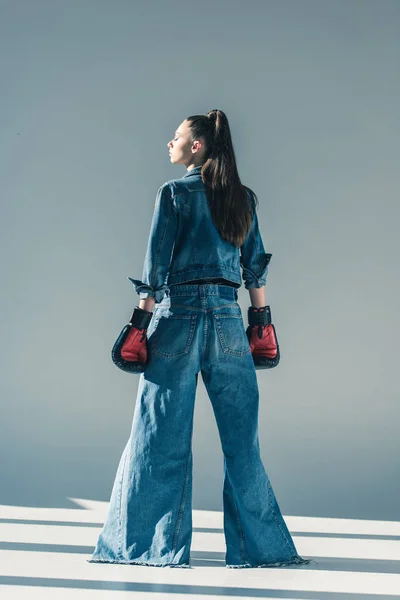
[128,165,272,304]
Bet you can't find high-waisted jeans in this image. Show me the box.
[88,283,312,568]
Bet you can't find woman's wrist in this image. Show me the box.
[248,285,266,308]
[139,297,156,313]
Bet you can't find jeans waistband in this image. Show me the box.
[167,283,238,301]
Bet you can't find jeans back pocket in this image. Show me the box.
[213,311,251,357]
[149,313,197,358]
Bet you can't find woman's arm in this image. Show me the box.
[128,184,177,309]
[249,286,266,309]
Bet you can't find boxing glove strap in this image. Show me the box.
[129,306,153,329]
[248,305,272,326]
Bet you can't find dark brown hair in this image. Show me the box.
[186,109,258,248]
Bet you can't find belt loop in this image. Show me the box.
[234,288,238,301]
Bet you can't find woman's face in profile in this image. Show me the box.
[167,120,190,164]
[167,120,204,166]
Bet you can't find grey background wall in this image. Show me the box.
[1,0,399,521]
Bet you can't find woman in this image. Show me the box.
[88,109,312,568]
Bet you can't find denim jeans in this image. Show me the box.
[88,283,312,568]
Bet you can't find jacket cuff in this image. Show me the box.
[127,277,170,304]
[241,253,272,289]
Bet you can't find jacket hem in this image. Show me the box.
[168,266,242,287]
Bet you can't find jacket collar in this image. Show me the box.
[181,165,203,178]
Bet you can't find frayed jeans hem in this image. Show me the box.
[226,556,313,569]
[87,557,191,568]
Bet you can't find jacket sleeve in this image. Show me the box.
[128,184,178,304]
[240,191,272,289]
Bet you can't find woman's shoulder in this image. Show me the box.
[156,178,258,207]
[158,176,205,199]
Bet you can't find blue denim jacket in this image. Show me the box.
[128,165,272,304]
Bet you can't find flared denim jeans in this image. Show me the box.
[88,283,311,568]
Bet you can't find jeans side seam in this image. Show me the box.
[117,444,129,560]
[232,483,248,564]
[171,440,193,555]
[267,480,296,555]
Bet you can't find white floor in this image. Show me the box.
[1,498,400,599]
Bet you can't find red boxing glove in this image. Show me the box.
[120,323,148,364]
[111,306,153,373]
[246,305,280,369]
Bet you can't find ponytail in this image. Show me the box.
[186,109,257,247]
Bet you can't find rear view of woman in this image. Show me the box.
[88,109,312,569]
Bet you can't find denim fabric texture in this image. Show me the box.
[128,165,272,304]
[88,284,312,568]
